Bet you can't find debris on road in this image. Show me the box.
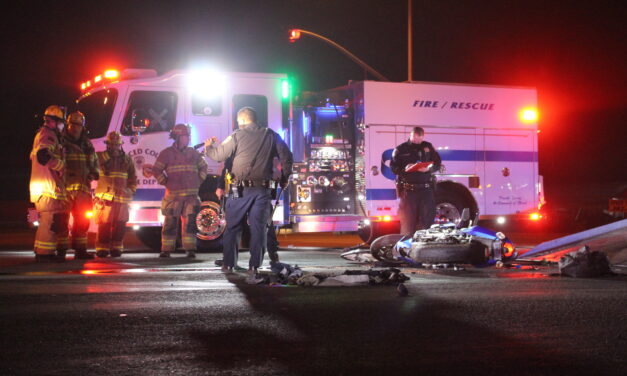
[559,245,612,278]
[247,263,410,287]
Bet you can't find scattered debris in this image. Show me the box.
[245,263,411,287]
[559,245,612,278]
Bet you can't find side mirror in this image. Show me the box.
[131,109,150,133]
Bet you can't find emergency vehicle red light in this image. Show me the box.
[520,108,538,123]
[86,80,92,87]
[85,211,94,218]
[94,75,102,83]
[383,215,392,222]
[289,29,301,43]
[104,70,119,79]
[144,119,150,127]
[529,212,542,221]
[81,82,86,90]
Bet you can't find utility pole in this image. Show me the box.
[408,0,413,82]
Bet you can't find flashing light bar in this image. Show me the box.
[80,69,120,91]
[529,212,542,221]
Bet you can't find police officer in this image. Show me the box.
[94,132,137,257]
[152,124,208,258]
[216,155,281,265]
[205,107,292,279]
[29,105,70,262]
[390,126,441,235]
[63,111,99,259]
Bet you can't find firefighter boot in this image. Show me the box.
[186,250,196,258]
[35,254,60,263]
[110,249,122,257]
[74,250,95,260]
[56,250,67,262]
[96,250,110,258]
[159,251,171,258]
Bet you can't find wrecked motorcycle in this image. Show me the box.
[369,222,516,266]
[343,209,517,266]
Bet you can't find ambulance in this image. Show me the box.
[288,80,545,242]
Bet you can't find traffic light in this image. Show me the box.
[288,29,301,43]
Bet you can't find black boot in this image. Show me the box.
[74,250,95,260]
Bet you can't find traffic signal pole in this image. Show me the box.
[289,28,389,82]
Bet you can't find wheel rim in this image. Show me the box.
[436,202,461,225]
[196,201,226,240]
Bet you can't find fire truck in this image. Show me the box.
[288,80,544,242]
[30,68,544,250]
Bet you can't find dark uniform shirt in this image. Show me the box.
[390,141,441,184]
[206,123,293,184]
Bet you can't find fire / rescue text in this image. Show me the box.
[412,100,495,110]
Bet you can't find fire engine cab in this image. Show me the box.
[74,68,290,250]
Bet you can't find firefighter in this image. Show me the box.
[390,126,442,235]
[152,124,208,258]
[94,131,137,257]
[29,105,70,262]
[63,111,99,259]
[205,107,293,280]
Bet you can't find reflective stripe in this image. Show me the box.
[167,188,199,197]
[67,183,91,192]
[107,172,128,178]
[167,165,198,173]
[66,154,87,161]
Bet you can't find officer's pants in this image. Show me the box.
[161,196,200,252]
[67,190,92,252]
[398,187,436,236]
[95,200,129,253]
[223,187,271,269]
[34,196,69,255]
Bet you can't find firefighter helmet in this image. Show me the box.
[170,123,191,139]
[67,111,85,126]
[44,105,65,122]
[105,131,123,145]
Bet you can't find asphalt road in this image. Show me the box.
[1,245,626,376]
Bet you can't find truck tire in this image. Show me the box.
[370,234,404,263]
[196,201,226,251]
[409,240,488,264]
[435,189,476,227]
[136,226,164,252]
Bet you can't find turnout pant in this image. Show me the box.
[398,187,436,236]
[67,191,93,252]
[95,200,129,253]
[34,197,69,255]
[223,187,271,269]
[161,196,200,252]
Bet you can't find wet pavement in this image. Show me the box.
[1,244,626,375]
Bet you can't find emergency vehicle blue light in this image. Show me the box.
[302,112,310,135]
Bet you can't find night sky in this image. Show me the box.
[1,0,625,201]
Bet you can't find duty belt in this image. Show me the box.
[235,179,278,189]
[398,182,432,191]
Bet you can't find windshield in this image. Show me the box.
[76,89,118,139]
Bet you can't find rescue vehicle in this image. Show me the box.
[289,80,545,242]
[30,68,544,251]
[72,68,290,250]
